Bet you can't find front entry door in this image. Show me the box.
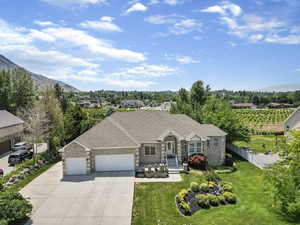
[166,141,176,157]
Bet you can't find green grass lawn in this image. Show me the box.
[233,135,279,154]
[132,157,297,225]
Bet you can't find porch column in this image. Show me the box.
[177,141,182,163]
[161,142,166,163]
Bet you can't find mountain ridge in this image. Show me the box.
[0,55,79,92]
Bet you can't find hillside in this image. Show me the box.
[0,55,79,92]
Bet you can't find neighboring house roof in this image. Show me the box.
[231,103,257,108]
[0,110,24,129]
[73,111,226,149]
[284,106,299,130]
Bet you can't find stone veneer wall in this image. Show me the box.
[62,142,90,175]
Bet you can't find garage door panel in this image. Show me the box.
[65,158,86,175]
[95,154,134,172]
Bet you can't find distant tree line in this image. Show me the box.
[213,90,300,106]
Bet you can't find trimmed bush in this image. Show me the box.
[196,194,210,209]
[223,192,237,204]
[179,201,191,215]
[0,191,32,224]
[188,154,208,170]
[0,219,8,225]
[223,184,233,192]
[205,171,220,182]
[207,194,219,206]
[199,183,209,193]
[287,200,300,221]
[177,189,188,202]
[208,181,217,189]
[190,182,200,192]
[217,195,226,205]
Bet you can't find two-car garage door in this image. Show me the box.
[95,154,134,172]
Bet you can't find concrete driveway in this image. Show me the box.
[20,162,134,225]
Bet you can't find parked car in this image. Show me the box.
[12,142,33,152]
[8,150,33,166]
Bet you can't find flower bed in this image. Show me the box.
[175,171,237,216]
[135,164,168,178]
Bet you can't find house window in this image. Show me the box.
[214,138,218,147]
[145,145,156,156]
[189,142,201,153]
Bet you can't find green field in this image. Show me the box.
[132,157,296,225]
[233,109,293,134]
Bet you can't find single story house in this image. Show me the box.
[0,110,24,155]
[61,111,227,175]
[284,107,299,135]
[231,103,257,109]
[120,100,144,109]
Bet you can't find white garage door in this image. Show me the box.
[95,154,134,172]
[65,157,86,175]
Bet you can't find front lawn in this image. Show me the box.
[132,157,294,225]
[233,135,278,154]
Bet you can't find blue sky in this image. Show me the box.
[0,0,299,91]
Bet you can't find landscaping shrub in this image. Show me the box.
[207,194,219,206]
[287,200,300,221]
[205,171,220,182]
[199,183,209,193]
[225,153,234,167]
[190,182,200,192]
[177,189,188,202]
[223,192,237,204]
[188,154,208,170]
[0,219,8,225]
[217,195,226,205]
[208,181,217,189]
[196,194,210,209]
[222,184,233,192]
[179,201,191,215]
[0,191,32,224]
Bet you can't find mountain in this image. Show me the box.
[259,84,300,92]
[0,55,79,92]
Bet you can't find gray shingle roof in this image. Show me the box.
[75,111,226,149]
[0,110,24,129]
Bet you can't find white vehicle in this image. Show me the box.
[12,142,33,152]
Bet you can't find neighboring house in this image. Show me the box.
[231,103,257,109]
[268,102,294,109]
[284,107,299,135]
[120,100,144,109]
[0,110,24,155]
[60,111,226,175]
[78,100,101,108]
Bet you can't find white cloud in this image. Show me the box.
[176,56,199,64]
[149,0,184,5]
[42,0,106,6]
[201,1,242,17]
[265,34,300,44]
[33,20,57,27]
[110,64,177,78]
[101,77,156,88]
[145,14,181,24]
[125,3,147,14]
[29,29,56,42]
[170,19,202,35]
[249,34,264,42]
[80,17,122,32]
[145,15,201,36]
[41,27,146,62]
